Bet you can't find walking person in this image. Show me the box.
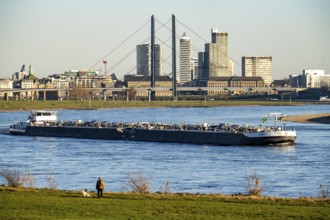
[96,177,105,198]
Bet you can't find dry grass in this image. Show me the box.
[127,172,150,194]
[0,169,35,188]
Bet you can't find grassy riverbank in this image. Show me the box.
[0,187,329,219]
[0,100,307,111]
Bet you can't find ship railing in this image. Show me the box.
[11,122,27,129]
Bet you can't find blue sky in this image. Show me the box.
[0,0,329,80]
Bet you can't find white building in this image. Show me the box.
[297,69,330,88]
[0,79,13,89]
[0,79,13,99]
[50,77,70,89]
[180,33,191,83]
[21,79,34,89]
[242,56,272,86]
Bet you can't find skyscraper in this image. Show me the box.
[198,28,231,79]
[180,33,191,83]
[242,56,272,86]
[136,44,163,76]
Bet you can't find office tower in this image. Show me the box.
[198,28,231,79]
[180,33,191,83]
[242,56,272,86]
[191,57,199,80]
[228,59,234,76]
[136,44,163,76]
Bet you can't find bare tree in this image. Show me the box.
[127,172,150,194]
[69,85,89,100]
[319,183,329,198]
[127,87,137,101]
[159,180,171,194]
[46,173,57,189]
[244,171,266,196]
[0,169,35,188]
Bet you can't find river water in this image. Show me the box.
[0,105,329,198]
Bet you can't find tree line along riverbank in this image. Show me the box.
[0,100,311,112]
[0,186,329,219]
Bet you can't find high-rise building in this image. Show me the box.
[180,33,191,83]
[191,57,199,80]
[198,28,231,79]
[242,56,272,86]
[136,44,163,76]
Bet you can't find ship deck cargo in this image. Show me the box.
[9,111,296,146]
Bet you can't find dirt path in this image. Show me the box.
[285,113,330,124]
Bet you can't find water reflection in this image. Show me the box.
[271,145,296,153]
[0,105,329,198]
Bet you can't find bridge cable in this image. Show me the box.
[176,18,241,67]
[88,20,150,71]
[110,19,172,76]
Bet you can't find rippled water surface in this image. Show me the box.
[0,105,329,197]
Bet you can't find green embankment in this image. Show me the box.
[0,187,329,219]
[0,100,305,111]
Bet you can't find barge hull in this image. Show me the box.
[24,126,127,140]
[11,126,296,146]
[129,129,295,146]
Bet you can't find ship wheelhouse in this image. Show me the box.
[30,110,57,122]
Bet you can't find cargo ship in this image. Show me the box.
[9,110,296,146]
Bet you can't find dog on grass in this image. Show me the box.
[82,189,90,197]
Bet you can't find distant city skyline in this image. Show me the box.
[0,0,329,80]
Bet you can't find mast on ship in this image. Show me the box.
[262,113,285,128]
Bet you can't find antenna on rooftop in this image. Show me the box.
[103,60,108,75]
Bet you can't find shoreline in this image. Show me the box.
[285,113,330,124]
[0,185,327,200]
[0,100,315,112]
